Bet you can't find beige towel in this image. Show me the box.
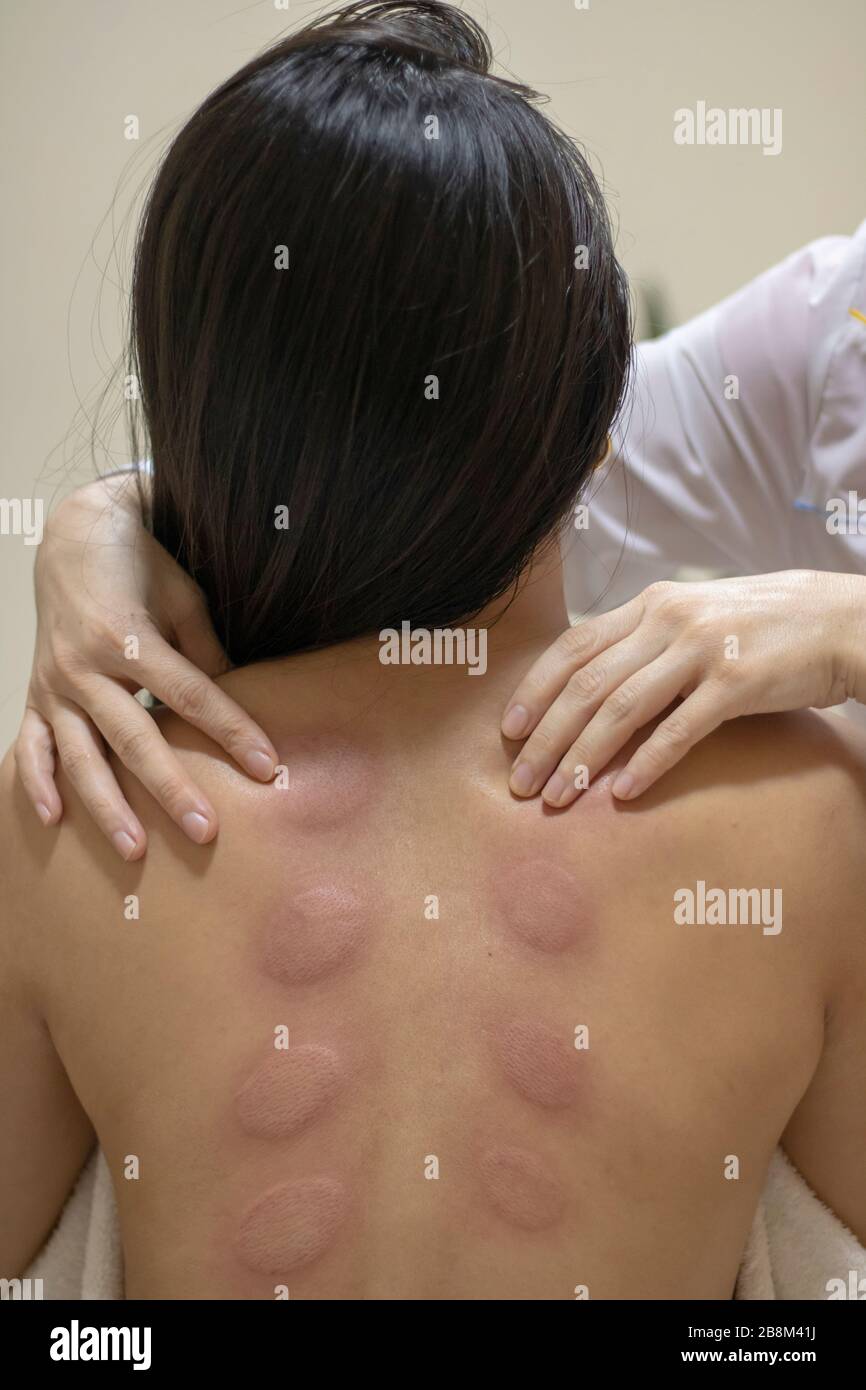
[25,1145,866,1300]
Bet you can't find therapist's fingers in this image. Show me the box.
[14,706,64,825]
[52,702,148,860]
[80,681,219,846]
[501,596,645,748]
[539,652,695,807]
[508,624,664,797]
[609,684,733,800]
[137,643,277,782]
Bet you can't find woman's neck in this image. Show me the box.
[222,543,570,750]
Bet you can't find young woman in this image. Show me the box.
[2,1,864,1299]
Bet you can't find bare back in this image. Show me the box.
[3,651,866,1300]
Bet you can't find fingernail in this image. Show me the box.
[243,748,275,780]
[112,830,138,860]
[612,771,635,799]
[502,704,530,740]
[35,801,53,826]
[510,762,535,796]
[542,773,568,806]
[181,810,212,843]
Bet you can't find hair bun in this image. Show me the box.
[306,1,492,74]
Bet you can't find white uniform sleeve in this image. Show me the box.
[564,220,866,617]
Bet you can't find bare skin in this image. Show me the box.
[1,557,865,1300]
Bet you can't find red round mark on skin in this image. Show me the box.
[262,884,369,986]
[478,1145,566,1231]
[273,736,375,829]
[235,1045,345,1139]
[236,1177,348,1274]
[498,1019,581,1109]
[494,859,590,954]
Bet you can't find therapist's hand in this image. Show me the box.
[15,475,278,859]
[503,570,866,805]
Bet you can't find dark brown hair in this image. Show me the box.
[129,0,631,666]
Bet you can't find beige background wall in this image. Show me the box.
[1,0,864,750]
